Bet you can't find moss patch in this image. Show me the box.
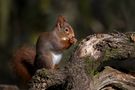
[84,57,100,76]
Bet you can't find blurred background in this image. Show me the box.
[0,0,135,86]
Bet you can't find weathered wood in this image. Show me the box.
[0,85,19,90]
[28,33,135,90]
[94,66,135,90]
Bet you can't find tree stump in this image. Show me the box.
[28,33,135,90]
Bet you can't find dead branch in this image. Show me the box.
[28,32,135,90]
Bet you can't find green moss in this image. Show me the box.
[37,68,48,78]
[84,57,100,76]
[103,47,130,61]
[103,48,119,61]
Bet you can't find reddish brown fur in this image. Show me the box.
[12,15,77,83]
[12,46,36,82]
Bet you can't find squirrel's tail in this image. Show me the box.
[11,45,36,82]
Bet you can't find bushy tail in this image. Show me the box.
[11,45,36,82]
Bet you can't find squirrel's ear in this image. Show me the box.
[56,15,66,29]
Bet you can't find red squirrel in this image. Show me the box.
[12,15,77,82]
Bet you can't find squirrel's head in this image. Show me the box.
[55,15,77,44]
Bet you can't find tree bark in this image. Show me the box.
[0,85,19,90]
[28,32,135,90]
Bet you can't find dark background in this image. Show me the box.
[0,0,135,85]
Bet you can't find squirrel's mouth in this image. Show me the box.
[70,37,77,44]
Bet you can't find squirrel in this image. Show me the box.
[12,15,77,82]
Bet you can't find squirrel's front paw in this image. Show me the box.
[70,37,77,44]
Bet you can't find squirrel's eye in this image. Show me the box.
[65,28,69,32]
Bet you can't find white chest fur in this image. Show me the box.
[51,52,62,65]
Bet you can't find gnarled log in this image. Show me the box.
[28,33,135,90]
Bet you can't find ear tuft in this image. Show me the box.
[56,15,67,28]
